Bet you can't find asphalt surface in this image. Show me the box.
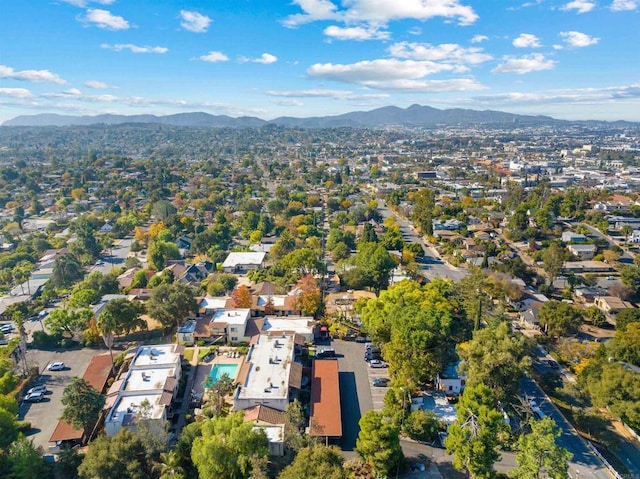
[19,348,99,451]
[520,376,611,479]
[377,201,467,282]
[89,237,134,274]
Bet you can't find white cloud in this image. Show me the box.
[84,80,110,89]
[307,58,485,92]
[471,34,488,43]
[473,84,640,105]
[559,31,600,47]
[273,99,304,107]
[560,0,596,13]
[610,0,638,10]
[324,25,390,41]
[513,33,541,48]
[60,0,115,6]
[0,88,32,99]
[0,64,66,84]
[284,0,478,28]
[492,53,556,74]
[199,51,229,63]
[180,10,211,32]
[63,88,82,96]
[238,53,278,64]
[389,42,492,64]
[79,9,129,30]
[101,43,169,54]
[409,27,422,35]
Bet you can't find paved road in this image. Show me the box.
[576,222,635,266]
[19,348,99,451]
[377,201,466,282]
[521,377,611,479]
[89,237,134,274]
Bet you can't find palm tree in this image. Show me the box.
[621,224,634,242]
[154,451,186,479]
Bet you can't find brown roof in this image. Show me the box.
[159,391,173,406]
[252,281,279,295]
[288,362,303,389]
[236,361,252,387]
[242,404,287,425]
[50,353,112,443]
[194,316,211,337]
[309,359,342,438]
[163,377,178,393]
[244,317,264,338]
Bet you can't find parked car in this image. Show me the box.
[27,385,47,395]
[316,348,335,358]
[546,360,559,370]
[47,361,65,371]
[370,359,387,368]
[355,336,366,343]
[372,377,390,387]
[24,391,45,402]
[0,324,14,333]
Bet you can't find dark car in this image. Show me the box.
[316,348,335,358]
[355,336,366,343]
[372,377,390,387]
[547,360,559,369]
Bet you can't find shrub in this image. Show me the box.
[31,331,60,349]
[15,420,31,433]
[402,410,443,443]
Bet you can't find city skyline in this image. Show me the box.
[1,0,639,124]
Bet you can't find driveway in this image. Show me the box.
[19,348,99,451]
[332,339,373,455]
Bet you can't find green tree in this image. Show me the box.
[610,322,640,366]
[147,240,180,271]
[537,300,582,338]
[403,410,443,443]
[69,288,100,309]
[61,377,106,431]
[191,412,269,479]
[353,242,396,293]
[7,435,50,479]
[411,188,435,236]
[98,298,145,336]
[50,253,84,289]
[445,384,506,479]
[283,399,306,452]
[458,322,532,402]
[152,200,177,222]
[78,428,151,479]
[511,417,572,479]
[584,306,607,327]
[614,308,640,331]
[146,283,197,331]
[541,243,566,285]
[45,308,92,337]
[621,224,634,242]
[278,444,347,479]
[620,265,640,297]
[355,410,403,477]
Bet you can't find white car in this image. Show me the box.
[27,385,47,395]
[369,359,387,368]
[47,361,65,371]
[24,391,45,402]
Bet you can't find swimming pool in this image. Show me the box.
[209,363,238,383]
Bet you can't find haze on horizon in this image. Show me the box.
[1,0,639,124]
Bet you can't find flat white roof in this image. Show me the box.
[222,252,266,268]
[211,309,251,327]
[261,317,315,336]
[109,392,165,421]
[253,424,284,443]
[123,367,175,392]
[238,334,295,402]
[132,345,180,369]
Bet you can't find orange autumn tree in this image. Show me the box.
[230,285,253,308]
[295,274,322,317]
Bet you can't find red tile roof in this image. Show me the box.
[309,359,342,438]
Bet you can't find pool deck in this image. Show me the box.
[192,349,244,397]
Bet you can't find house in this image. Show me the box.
[177,320,197,346]
[561,232,587,243]
[242,404,287,456]
[324,290,376,323]
[436,361,466,396]
[252,294,300,317]
[209,309,252,344]
[630,230,640,243]
[117,268,140,289]
[309,358,342,442]
[249,237,278,254]
[92,294,129,319]
[222,252,266,274]
[233,334,302,412]
[104,344,183,436]
[245,316,317,343]
[563,261,614,273]
[594,296,635,316]
[178,261,214,284]
[568,244,597,261]
[176,236,192,251]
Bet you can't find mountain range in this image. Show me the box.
[0,104,592,128]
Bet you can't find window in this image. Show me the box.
[448,386,453,391]
[230,327,237,332]
[231,337,238,341]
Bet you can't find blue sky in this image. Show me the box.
[0,0,638,123]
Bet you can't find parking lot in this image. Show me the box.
[19,348,99,451]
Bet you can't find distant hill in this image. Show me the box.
[2,105,568,128]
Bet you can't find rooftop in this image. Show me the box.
[309,359,342,437]
[131,344,182,369]
[222,251,266,268]
[236,334,295,403]
[123,367,176,392]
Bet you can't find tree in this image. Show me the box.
[152,200,177,222]
[610,322,640,366]
[537,300,582,338]
[50,253,84,289]
[278,444,347,479]
[98,298,145,336]
[146,283,197,331]
[283,399,306,452]
[620,265,640,297]
[45,308,92,337]
[512,417,572,479]
[69,288,100,309]
[621,224,634,242]
[7,435,50,479]
[458,322,532,402]
[191,412,269,479]
[411,188,435,236]
[403,410,443,443]
[295,274,322,316]
[355,410,403,477]
[230,285,253,308]
[352,242,396,293]
[541,243,566,285]
[615,308,640,331]
[147,240,180,271]
[584,306,607,327]
[78,428,151,479]
[445,384,506,479]
[61,377,105,431]
[204,373,235,416]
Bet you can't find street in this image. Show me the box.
[89,237,134,274]
[377,201,466,282]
